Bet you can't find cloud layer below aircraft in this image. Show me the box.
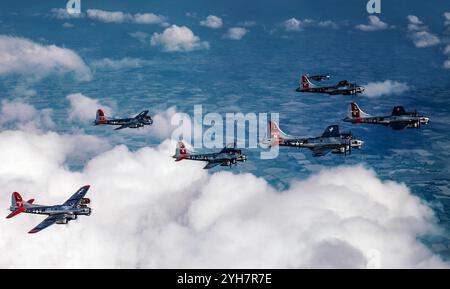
[0,101,447,268]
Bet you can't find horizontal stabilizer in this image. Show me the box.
[6,207,26,219]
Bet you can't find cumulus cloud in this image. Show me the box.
[62,22,75,28]
[0,99,55,132]
[129,31,149,43]
[150,25,209,52]
[90,58,152,70]
[200,15,223,29]
[318,20,339,29]
[0,127,448,268]
[407,15,440,48]
[86,9,166,25]
[223,27,248,40]
[411,31,441,48]
[51,8,83,19]
[281,18,337,32]
[355,16,388,31]
[362,80,411,98]
[282,17,313,32]
[0,35,91,81]
[66,93,113,122]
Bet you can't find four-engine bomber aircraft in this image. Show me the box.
[265,121,364,157]
[173,141,247,169]
[296,74,365,95]
[343,102,430,130]
[94,109,153,130]
[6,185,92,234]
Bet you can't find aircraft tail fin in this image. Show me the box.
[301,75,315,89]
[268,121,291,145]
[6,192,26,219]
[173,141,190,161]
[349,102,371,119]
[11,192,24,208]
[322,125,340,137]
[94,109,108,125]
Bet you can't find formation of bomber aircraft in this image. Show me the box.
[6,72,430,233]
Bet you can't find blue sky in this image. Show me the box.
[0,0,449,268]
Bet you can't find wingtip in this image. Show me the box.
[28,230,39,234]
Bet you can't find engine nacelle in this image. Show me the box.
[56,218,68,225]
[80,198,91,205]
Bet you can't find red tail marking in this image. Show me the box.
[96,109,107,124]
[301,75,310,89]
[269,121,283,145]
[13,192,23,207]
[351,103,360,118]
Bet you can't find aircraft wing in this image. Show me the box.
[114,124,131,130]
[203,162,221,169]
[311,147,332,157]
[389,121,410,130]
[63,185,90,207]
[28,214,64,234]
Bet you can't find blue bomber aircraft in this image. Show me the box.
[173,141,247,169]
[343,102,430,130]
[265,121,364,157]
[296,74,365,95]
[6,185,92,234]
[94,109,153,130]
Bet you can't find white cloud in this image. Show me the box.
[0,35,92,81]
[86,9,130,23]
[223,27,248,40]
[66,93,113,122]
[150,25,209,52]
[62,22,74,28]
[86,9,166,25]
[444,59,450,69]
[0,99,54,132]
[318,20,339,29]
[356,16,388,31]
[410,31,441,48]
[362,80,411,98]
[185,12,198,19]
[90,58,152,70]
[200,15,223,29]
[0,127,448,268]
[283,18,300,31]
[444,12,450,26]
[134,13,166,24]
[51,8,83,19]
[363,80,411,97]
[128,31,149,43]
[407,15,440,48]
